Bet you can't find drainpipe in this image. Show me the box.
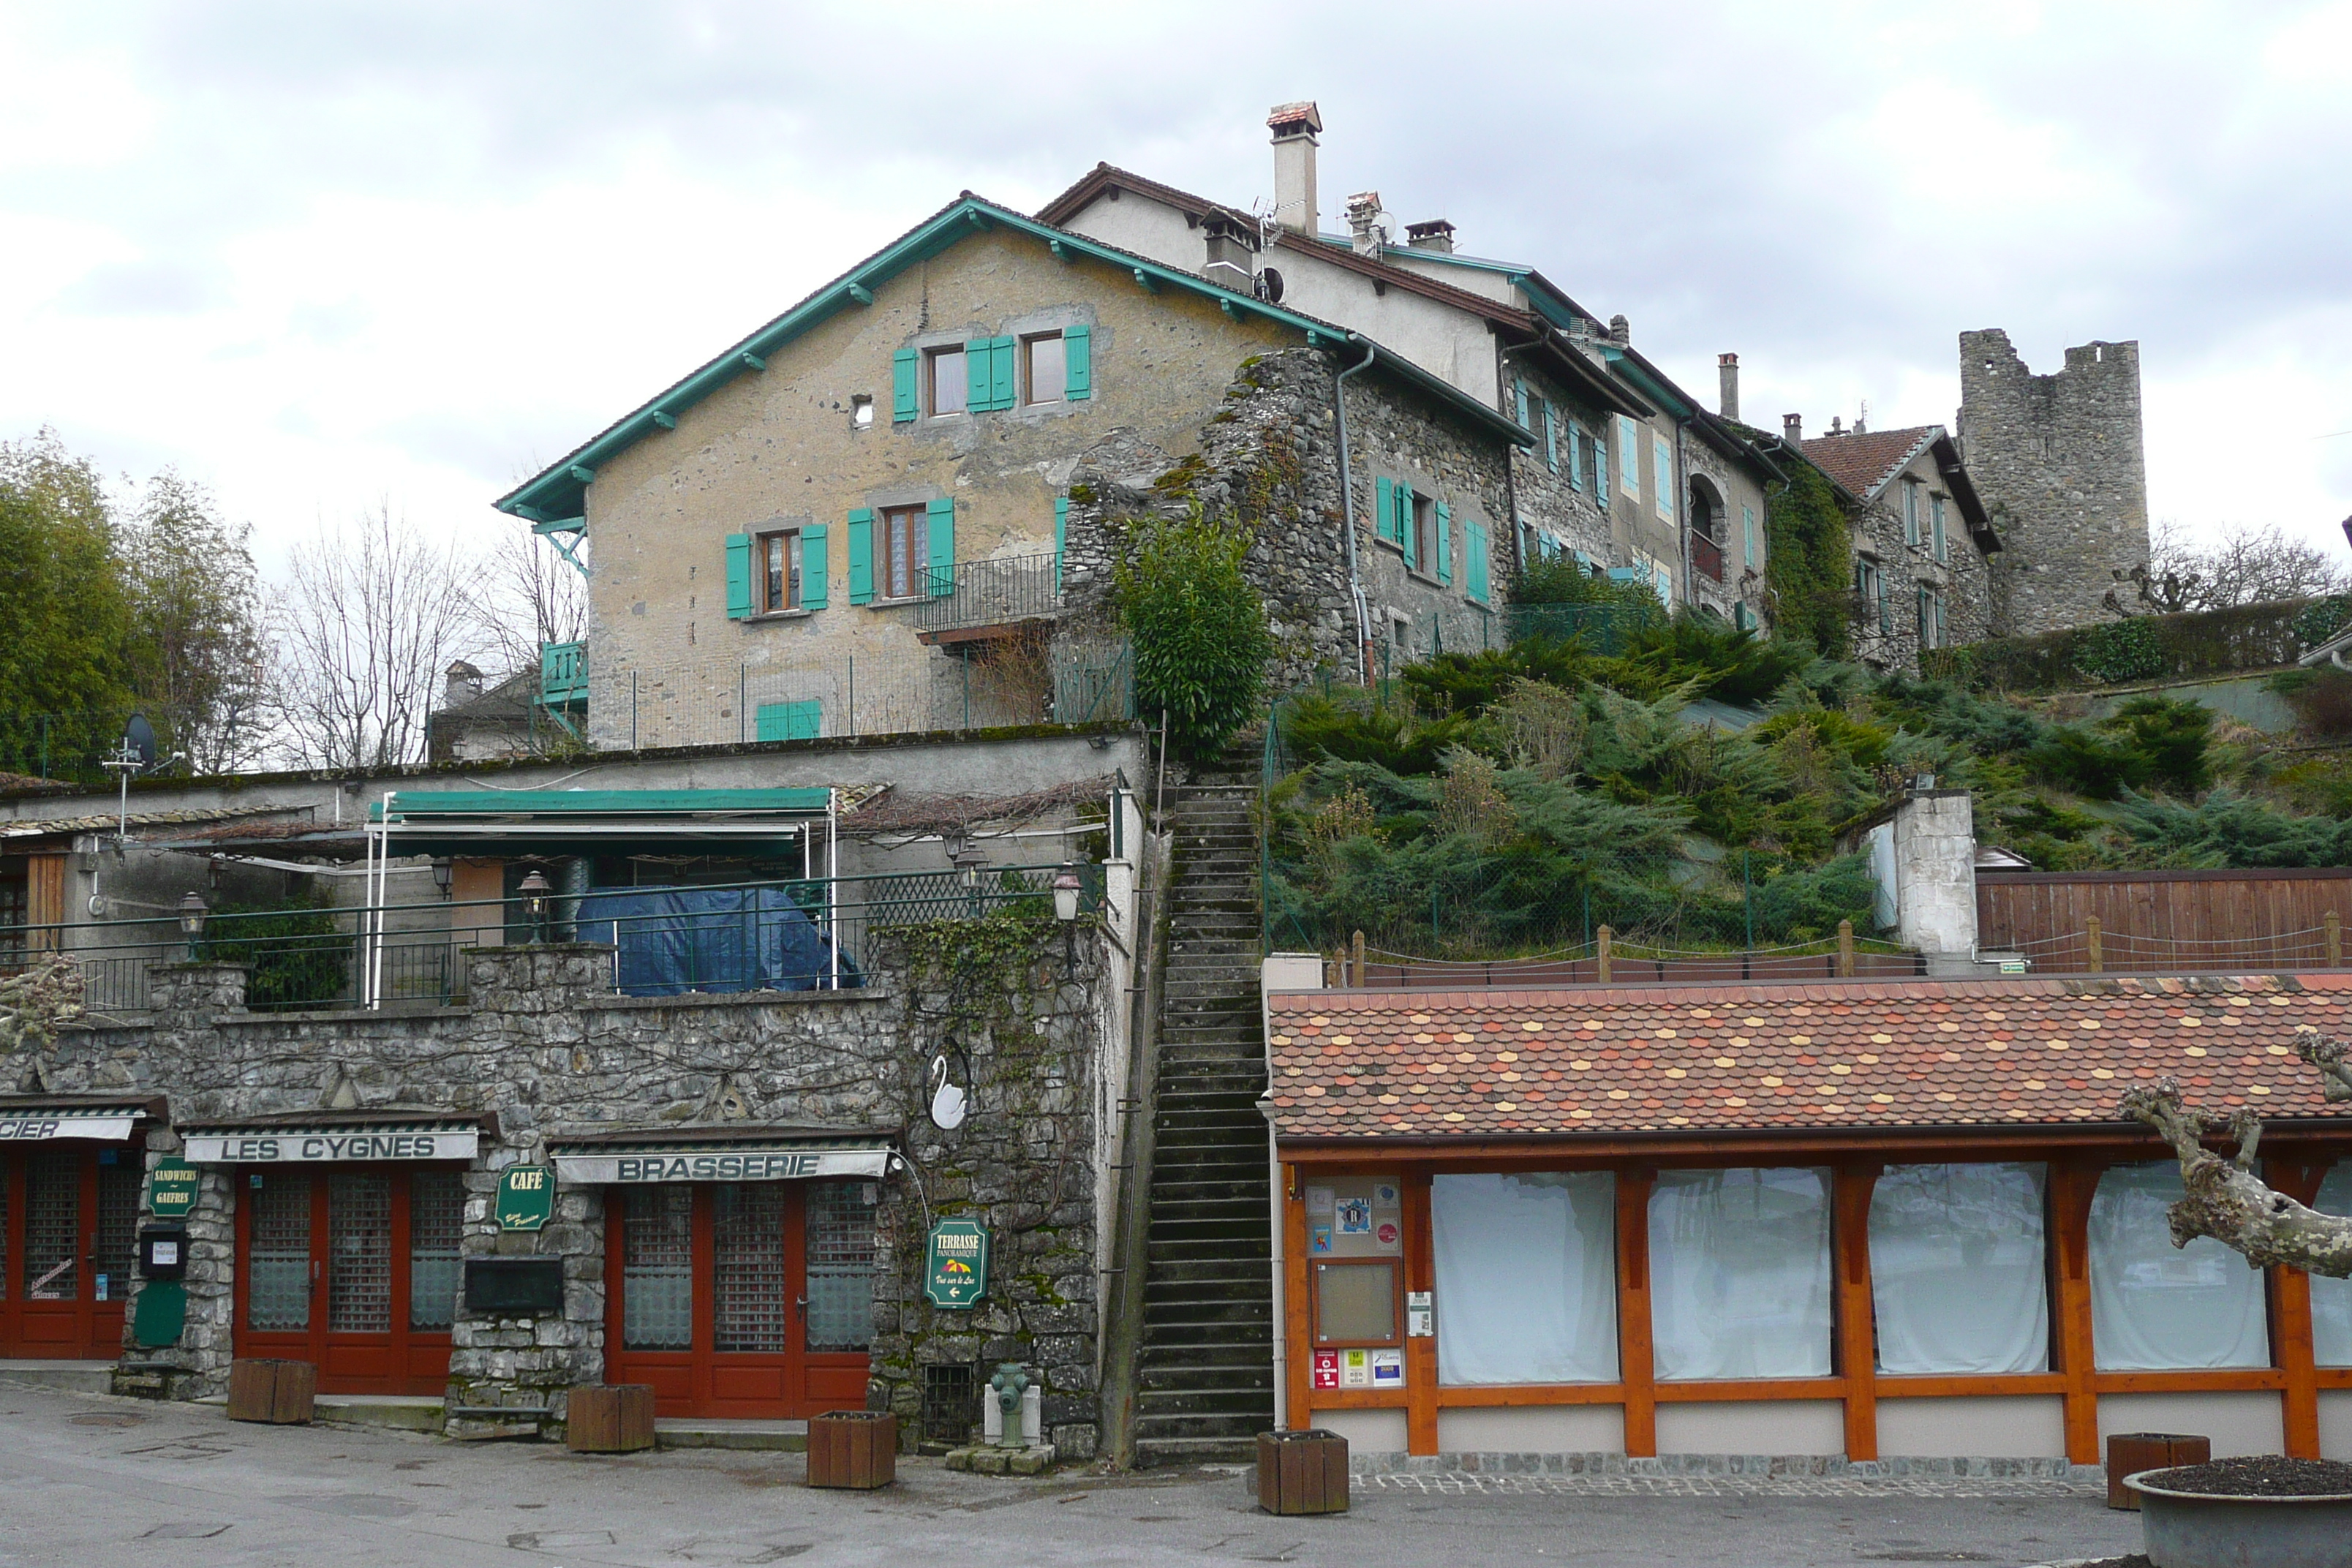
[1675,415,1693,608]
[1333,336,1378,683]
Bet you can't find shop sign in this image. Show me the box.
[551,1147,892,1185]
[496,1164,554,1232]
[924,1219,990,1308]
[184,1130,479,1164]
[0,1113,136,1142]
[146,1156,199,1218]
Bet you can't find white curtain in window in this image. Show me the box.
[1870,1163,2049,1375]
[1649,1167,1832,1382]
[2313,1164,2352,1368]
[2089,1161,2269,1370]
[1432,1172,1618,1385]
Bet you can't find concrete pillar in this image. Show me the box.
[1892,788,1978,974]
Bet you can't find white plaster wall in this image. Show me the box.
[1877,1395,2067,1458]
[1058,195,1205,281]
[2097,1392,2284,1458]
[1311,1408,1409,1455]
[2319,1391,2352,1460]
[1382,249,1521,305]
[1894,790,1980,958]
[1656,1400,1845,1456]
[1437,1405,1625,1453]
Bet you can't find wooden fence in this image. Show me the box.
[1977,867,2352,974]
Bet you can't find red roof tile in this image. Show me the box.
[1265,974,2352,1142]
[1799,426,1938,502]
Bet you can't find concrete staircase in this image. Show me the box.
[1131,743,1276,1468]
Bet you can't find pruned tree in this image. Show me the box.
[0,954,86,1052]
[2117,1025,2352,1278]
[2108,521,2352,617]
[270,505,495,770]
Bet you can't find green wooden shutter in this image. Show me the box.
[1468,520,1489,603]
[756,699,822,742]
[1595,440,1610,506]
[1375,477,1394,543]
[1063,325,1092,401]
[892,350,919,422]
[724,533,752,619]
[1743,505,1756,568]
[1543,403,1558,473]
[847,509,874,604]
[1054,495,1068,593]
[994,338,1017,410]
[1654,439,1673,519]
[1568,424,1583,491]
[801,523,828,610]
[1435,502,1452,586]
[1400,485,1417,570]
[926,497,955,595]
[1513,380,1529,429]
[964,339,995,410]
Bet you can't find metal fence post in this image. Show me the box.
[740,663,748,744]
[848,653,856,737]
[2086,914,2103,975]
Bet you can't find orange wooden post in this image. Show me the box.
[1281,1163,1313,1431]
[2050,1163,2103,1464]
[2267,1162,2326,1459]
[1833,1165,1882,1461]
[1616,1168,1656,1458]
[2328,911,2342,968]
[1837,920,1855,979]
[1597,925,1613,985]
[1351,930,1365,988]
[1403,1172,1439,1457]
[2086,915,2103,975]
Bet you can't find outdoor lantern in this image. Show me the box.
[430,857,453,896]
[519,870,551,942]
[1053,870,1082,971]
[176,891,208,940]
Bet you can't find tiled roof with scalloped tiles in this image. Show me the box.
[1266,974,2352,1142]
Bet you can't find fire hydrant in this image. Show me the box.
[989,1362,1029,1444]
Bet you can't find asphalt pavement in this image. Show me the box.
[0,1378,2146,1567]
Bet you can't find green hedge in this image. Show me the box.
[1923,597,2349,693]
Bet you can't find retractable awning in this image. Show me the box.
[548,1125,895,1186]
[0,1098,161,1143]
[181,1110,494,1165]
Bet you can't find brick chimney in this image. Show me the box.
[1783,413,1803,442]
[1608,314,1631,346]
[1405,219,1455,253]
[1717,353,1740,421]
[1267,102,1322,235]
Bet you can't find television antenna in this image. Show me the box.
[101,714,187,842]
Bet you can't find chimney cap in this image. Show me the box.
[1783,413,1803,442]
[1268,101,1323,139]
[1607,314,1630,346]
[1405,219,1455,243]
[1718,352,1738,366]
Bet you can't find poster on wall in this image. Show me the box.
[1305,1186,1334,1217]
[1371,1349,1403,1387]
[1373,1218,1401,1253]
[1341,1349,1371,1389]
[1336,1197,1372,1235]
[1373,1183,1400,1210]
[1312,1350,1341,1390]
[1310,1224,1333,1254]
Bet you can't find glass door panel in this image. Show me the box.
[712,1184,788,1353]
[245,1176,312,1331]
[408,1172,463,1331]
[623,1187,693,1349]
[95,1161,138,1306]
[22,1151,79,1302]
[804,1182,875,1353]
[328,1174,393,1333]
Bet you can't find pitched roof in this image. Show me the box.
[1800,426,1940,502]
[1266,973,2352,1145]
[494,193,1532,527]
[1035,164,1654,423]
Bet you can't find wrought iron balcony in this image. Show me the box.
[912,552,1062,636]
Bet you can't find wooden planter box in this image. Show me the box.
[807,1410,897,1490]
[567,1384,657,1454]
[2108,1431,2211,1510]
[1257,1429,1348,1515]
[225,1359,316,1425]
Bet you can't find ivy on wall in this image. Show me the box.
[1763,462,1852,659]
[1924,596,2341,693]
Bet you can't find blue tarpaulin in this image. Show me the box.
[574,886,862,996]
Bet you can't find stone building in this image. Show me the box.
[1795,420,2001,671]
[1957,329,2151,638]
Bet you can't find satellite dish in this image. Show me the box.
[123,714,157,769]
[1256,266,1284,304]
[927,1050,969,1131]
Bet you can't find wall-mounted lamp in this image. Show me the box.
[1053,870,1082,971]
[430,857,454,897]
[176,891,208,942]
[519,870,551,943]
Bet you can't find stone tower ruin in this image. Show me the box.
[1956,328,2149,637]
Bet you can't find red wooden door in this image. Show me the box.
[233,1166,460,1394]
[0,1145,136,1359]
[605,1181,874,1418]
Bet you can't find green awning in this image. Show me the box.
[372,788,831,821]
[368,788,834,857]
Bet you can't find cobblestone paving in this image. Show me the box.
[1362,1470,2105,1498]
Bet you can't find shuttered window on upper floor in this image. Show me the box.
[897,327,1090,422]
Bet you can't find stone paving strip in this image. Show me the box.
[1361,1469,2106,1498]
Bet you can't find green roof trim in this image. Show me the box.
[373,788,832,822]
[1599,347,1692,421]
[495,196,1530,524]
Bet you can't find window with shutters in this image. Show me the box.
[927,347,968,416]
[881,506,928,600]
[757,529,804,614]
[1904,482,1921,546]
[1411,492,1438,577]
[1617,417,1642,497]
[1857,559,1887,636]
[1931,494,1948,562]
[1023,333,1066,405]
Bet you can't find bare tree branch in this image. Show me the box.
[0,954,86,1052]
[2117,1028,2352,1278]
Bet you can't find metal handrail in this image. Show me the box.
[911,551,1061,633]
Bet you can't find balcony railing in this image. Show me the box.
[1690,533,1725,583]
[540,641,588,704]
[912,552,1060,634]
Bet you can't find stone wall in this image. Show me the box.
[33,921,1121,1456]
[1958,329,2149,638]
[1847,496,1996,674]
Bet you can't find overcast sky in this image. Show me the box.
[5,2,2349,571]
